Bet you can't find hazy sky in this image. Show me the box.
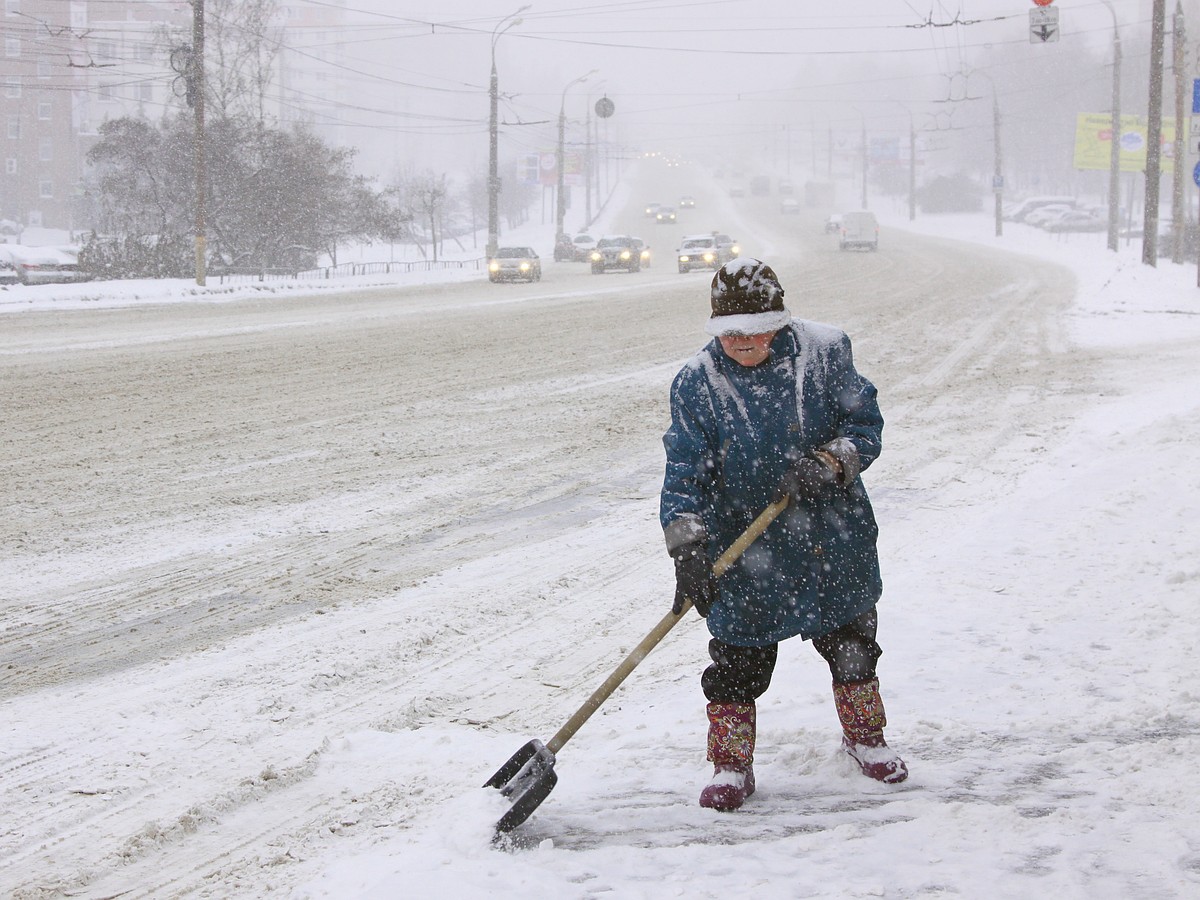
[306,1,1160,182]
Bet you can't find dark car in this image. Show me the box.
[655,206,677,225]
[678,195,696,209]
[644,202,662,218]
[589,235,641,274]
[552,232,575,261]
[488,246,542,282]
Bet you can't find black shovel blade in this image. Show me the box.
[484,738,558,833]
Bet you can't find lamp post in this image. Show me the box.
[890,101,917,221]
[967,70,1003,238]
[851,106,868,210]
[487,6,528,260]
[556,69,598,241]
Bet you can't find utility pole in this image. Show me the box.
[992,90,1003,238]
[192,0,206,286]
[1144,0,1166,267]
[1171,1,1186,264]
[1102,0,1122,253]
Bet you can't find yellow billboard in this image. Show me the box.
[1074,113,1178,173]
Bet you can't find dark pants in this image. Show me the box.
[701,609,883,704]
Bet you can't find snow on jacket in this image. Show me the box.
[660,319,884,646]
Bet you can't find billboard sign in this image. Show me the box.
[1073,113,1178,174]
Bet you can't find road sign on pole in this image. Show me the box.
[1193,79,1200,115]
[1030,7,1060,43]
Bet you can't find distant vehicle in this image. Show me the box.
[728,185,746,198]
[780,198,800,215]
[678,195,696,209]
[552,232,575,261]
[0,253,17,285]
[823,213,843,233]
[655,206,677,225]
[750,175,771,196]
[630,236,652,268]
[570,233,598,261]
[0,244,87,284]
[838,211,879,251]
[488,246,541,283]
[1002,196,1076,224]
[590,235,641,274]
[778,180,795,196]
[676,232,739,273]
[644,202,662,218]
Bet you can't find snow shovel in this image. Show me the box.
[484,495,789,834]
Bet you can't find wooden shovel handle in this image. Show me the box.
[546,495,789,755]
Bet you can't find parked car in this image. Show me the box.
[487,246,541,283]
[630,236,652,268]
[676,232,738,273]
[1041,209,1107,233]
[655,206,677,225]
[780,197,800,214]
[839,211,879,251]
[0,244,87,284]
[1002,196,1076,223]
[570,233,598,261]
[0,253,18,285]
[678,195,696,209]
[1023,204,1075,229]
[728,185,746,198]
[589,235,641,274]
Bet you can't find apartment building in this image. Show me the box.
[0,0,189,232]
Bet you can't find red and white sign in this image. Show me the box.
[1033,0,1054,7]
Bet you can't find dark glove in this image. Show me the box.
[775,454,838,503]
[670,543,716,617]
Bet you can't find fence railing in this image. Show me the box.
[214,257,485,284]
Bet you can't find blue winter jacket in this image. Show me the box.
[660,319,884,647]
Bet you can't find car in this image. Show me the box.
[1023,204,1075,229]
[655,206,677,225]
[676,232,738,273]
[488,246,541,282]
[823,213,843,233]
[678,195,696,209]
[780,198,800,215]
[778,180,795,196]
[728,185,746,198]
[589,235,641,274]
[570,233,598,261]
[0,244,87,284]
[1041,209,1107,233]
[0,253,17,285]
[644,202,662,218]
[552,232,575,261]
[630,236,652,268]
[838,211,878,251]
[1002,196,1076,223]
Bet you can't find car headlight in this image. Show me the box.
[519,261,530,271]
[620,250,630,260]
[703,252,715,263]
[591,251,601,261]
[488,261,500,272]
[641,250,650,259]
[730,244,740,255]
[679,254,690,262]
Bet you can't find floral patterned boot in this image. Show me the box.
[699,701,756,810]
[833,678,908,784]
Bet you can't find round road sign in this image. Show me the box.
[1192,161,1200,188]
[1033,0,1054,7]
[595,96,615,119]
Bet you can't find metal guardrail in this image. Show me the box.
[214,258,485,284]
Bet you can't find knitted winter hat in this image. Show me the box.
[706,257,792,336]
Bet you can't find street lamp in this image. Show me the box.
[487,6,528,260]
[1101,0,1122,253]
[556,69,598,241]
[890,101,917,221]
[850,106,868,210]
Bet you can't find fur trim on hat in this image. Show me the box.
[705,309,793,337]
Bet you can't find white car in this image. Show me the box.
[0,244,87,284]
[570,233,598,261]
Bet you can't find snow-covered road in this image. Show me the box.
[3,170,1198,898]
